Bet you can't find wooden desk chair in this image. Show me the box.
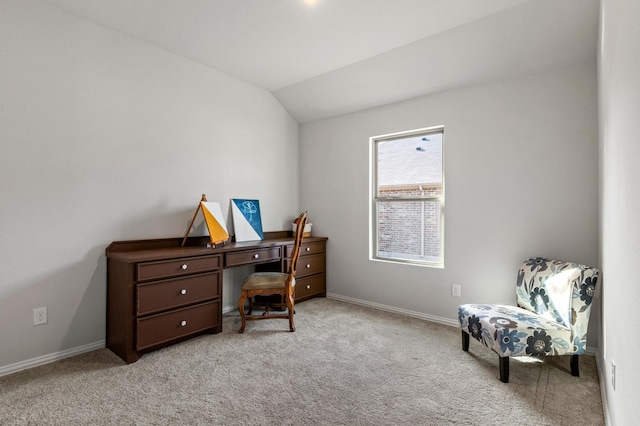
[237,211,308,333]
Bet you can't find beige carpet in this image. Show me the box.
[0,298,604,425]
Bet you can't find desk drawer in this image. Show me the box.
[137,255,221,282]
[285,242,325,258]
[295,274,326,300]
[289,253,325,278]
[136,272,220,315]
[225,247,281,267]
[136,301,219,350]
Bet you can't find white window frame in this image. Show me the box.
[370,126,444,268]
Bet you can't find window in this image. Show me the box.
[371,126,444,267]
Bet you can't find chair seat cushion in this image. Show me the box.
[242,272,295,291]
[458,304,582,358]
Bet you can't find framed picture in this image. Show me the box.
[231,199,264,242]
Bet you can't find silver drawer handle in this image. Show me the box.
[180,320,187,327]
[181,264,188,270]
[306,285,311,290]
[306,264,311,268]
[254,254,259,259]
[181,289,187,295]
[306,247,310,252]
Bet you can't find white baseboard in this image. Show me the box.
[0,297,452,378]
[326,292,459,327]
[0,340,105,378]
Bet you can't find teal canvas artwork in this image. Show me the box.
[231,199,264,242]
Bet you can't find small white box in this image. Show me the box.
[292,222,312,237]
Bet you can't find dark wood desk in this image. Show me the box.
[105,232,327,363]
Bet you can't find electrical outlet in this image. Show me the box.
[451,283,461,297]
[33,307,47,325]
[611,359,616,390]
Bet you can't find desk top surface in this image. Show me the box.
[106,232,327,263]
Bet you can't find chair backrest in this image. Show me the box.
[516,257,599,330]
[288,211,308,280]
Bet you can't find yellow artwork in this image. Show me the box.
[200,201,229,245]
[181,194,229,247]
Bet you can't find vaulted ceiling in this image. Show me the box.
[41,0,599,123]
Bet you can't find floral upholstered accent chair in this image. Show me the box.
[457,257,599,383]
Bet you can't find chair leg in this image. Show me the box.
[499,356,510,383]
[247,296,254,316]
[286,293,295,332]
[262,303,271,316]
[570,354,580,377]
[461,331,469,351]
[238,291,248,333]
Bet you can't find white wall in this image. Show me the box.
[0,0,299,370]
[599,0,640,423]
[301,61,599,335]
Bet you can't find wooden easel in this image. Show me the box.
[181,194,231,248]
[181,194,208,247]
